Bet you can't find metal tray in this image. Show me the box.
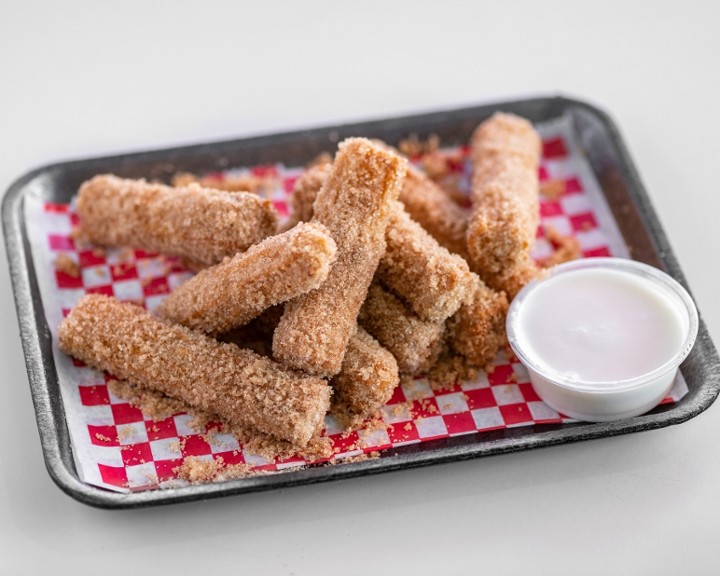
[4,96,720,509]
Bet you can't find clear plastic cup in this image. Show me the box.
[506,258,699,422]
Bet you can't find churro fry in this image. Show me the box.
[447,274,508,367]
[273,138,407,377]
[77,174,278,267]
[172,172,276,194]
[59,295,330,446]
[359,283,444,375]
[331,327,399,418]
[158,222,337,334]
[283,167,474,323]
[399,164,471,259]
[466,113,541,294]
[379,201,475,322]
[283,163,332,230]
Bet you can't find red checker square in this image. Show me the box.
[61,308,71,317]
[499,403,534,426]
[85,285,114,297]
[98,464,128,487]
[71,357,86,368]
[570,212,598,232]
[488,364,516,386]
[181,434,212,457]
[142,277,170,297]
[565,177,582,193]
[446,156,465,173]
[387,421,419,444]
[284,176,299,193]
[252,463,279,472]
[540,201,563,217]
[386,385,407,405]
[543,137,568,159]
[44,202,71,214]
[584,246,612,258]
[154,459,184,482]
[272,200,289,217]
[110,262,138,282]
[443,412,477,435]
[519,383,541,402]
[111,402,144,425]
[121,442,153,466]
[216,450,246,466]
[78,249,107,267]
[88,424,119,446]
[329,430,360,453]
[48,234,74,251]
[133,249,158,259]
[69,213,81,227]
[145,417,178,441]
[79,385,110,406]
[410,397,440,419]
[464,387,496,410]
[55,270,83,289]
[251,165,278,178]
[538,165,549,181]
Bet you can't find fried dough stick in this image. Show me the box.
[332,327,400,418]
[273,139,406,377]
[359,283,444,375]
[76,174,278,267]
[158,223,337,334]
[286,167,473,323]
[466,113,541,296]
[59,295,330,447]
[447,274,509,367]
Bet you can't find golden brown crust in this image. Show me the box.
[273,138,407,377]
[157,223,337,334]
[172,172,276,195]
[466,113,541,293]
[284,163,332,230]
[77,174,278,266]
[399,164,470,259]
[358,283,444,374]
[446,274,509,366]
[331,327,399,419]
[59,294,331,446]
[378,202,475,322]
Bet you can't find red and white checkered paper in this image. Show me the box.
[25,114,687,492]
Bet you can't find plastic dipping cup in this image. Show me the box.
[506,258,699,422]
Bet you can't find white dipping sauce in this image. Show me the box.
[507,258,699,422]
[517,268,687,385]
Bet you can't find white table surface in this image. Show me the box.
[2,2,719,574]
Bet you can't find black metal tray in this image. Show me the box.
[4,96,720,509]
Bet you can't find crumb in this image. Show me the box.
[540,225,582,267]
[54,253,80,278]
[540,179,565,201]
[94,432,116,443]
[426,352,480,391]
[399,133,440,158]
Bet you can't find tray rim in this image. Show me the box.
[4,94,719,509]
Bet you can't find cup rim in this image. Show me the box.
[506,257,699,393]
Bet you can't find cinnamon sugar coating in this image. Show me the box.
[273,138,407,377]
[284,163,332,230]
[76,174,278,267]
[331,327,399,419]
[359,283,444,375]
[399,164,470,260]
[446,274,509,367]
[59,295,331,446]
[466,113,541,293]
[172,172,276,194]
[158,223,337,334]
[378,201,475,323]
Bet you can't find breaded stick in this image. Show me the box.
[77,174,278,267]
[379,201,474,322]
[59,295,330,446]
[283,167,474,323]
[447,274,508,367]
[172,172,275,194]
[466,113,541,295]
[359,283,444,375]
[399,164,471,260]
[273,138,406,377]
[283,163,332,230]
[331,327,399,418]
[158,223,337,334]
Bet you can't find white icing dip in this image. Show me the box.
[507,258,698,421]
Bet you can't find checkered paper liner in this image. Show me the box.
[24,114,688,492]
